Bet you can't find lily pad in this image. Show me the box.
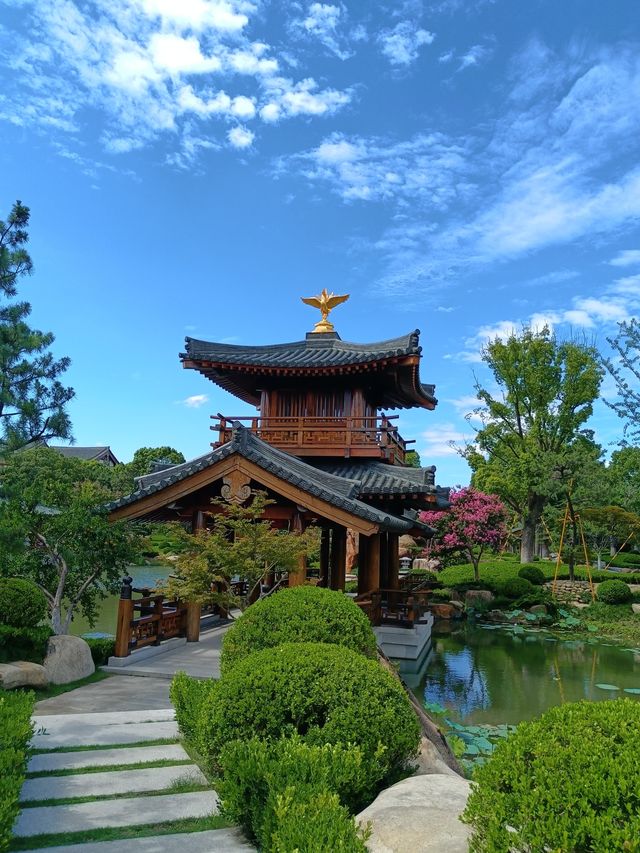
[623,688,640,695]
[595,683,621,691]
[424,701,447,715]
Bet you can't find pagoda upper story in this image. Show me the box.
[180,296,437,465]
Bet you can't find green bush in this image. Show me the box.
[410,569,438,582]
[517,565,545,586]
[83,636,115,666]
[344,580,358,594]
[597,579,633,604]
[0,579,48,629]
[440,559,640,588]
[220,587,377,675]
[271,790,368,853]
[0,689,35,851]
[218,735,370,848]
[430,587,453,601]
[0,625,53,664]
[498,577,533,599]
[200,643,420,802]
[170,671,218,748]
[463,699,640,852]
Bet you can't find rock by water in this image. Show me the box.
[44,635,95,685]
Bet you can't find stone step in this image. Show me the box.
[21,764,207,802]
[19,827,255,852]
[33,710,175,730]
[28,743,191,774]
[32,720,179,749]
[13,790,219,838]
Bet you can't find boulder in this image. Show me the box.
[399,535,417,558]
[487,609,508,622]
[357,773,472,853]
[448,600,465,613]
[528,604,548,615]
[43,635,95,685]
[632,603,640,615]
[0,661,48,690]
[464,589,494,607]
[429,603,455,620]
[412,736,459,778]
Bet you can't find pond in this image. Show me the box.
[413,622,640,727]
[70,565,173,637]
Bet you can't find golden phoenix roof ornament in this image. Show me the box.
[301,288,350,333]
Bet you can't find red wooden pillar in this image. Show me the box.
[319,527,330,587]
[114,576,134,658]
[330,527,347,591]
[387,532,400,590]
[358,532,381,594]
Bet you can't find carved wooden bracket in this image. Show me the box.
[221,471,252,504]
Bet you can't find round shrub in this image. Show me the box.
[597,579,632,604]
[498,576,534,599]
[463,699,640,851]
[200,642,420,802]
[517,565,545,586]
[0,579,48,628]
[220,586,377,674]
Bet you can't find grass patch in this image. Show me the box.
[439,559,640,589]
[21,780,210,808]
[30,738,180,755]
[8,814,231,850]
[27,758,194,779]
[575,602,640,647]
[29,671,111,701]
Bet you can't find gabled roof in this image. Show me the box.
[313,460,438,497]
[108,426,421,533]
[180,330,437,410]
[49,446,120,465]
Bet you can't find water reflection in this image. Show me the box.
[417,623,640,725]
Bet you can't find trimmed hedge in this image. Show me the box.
[197,642,420,802]
[498,577,533,599]
[0,625,53,664]
[463,699,640,852]
[83,637,115,666]
[220,587,377,675]
[517,565,545,586]
[0,579,47,629]
[218,736,370,850]
[440,560,640,588]
[597,579,633,605]
[0,689,35,851]
[170,671,218,749]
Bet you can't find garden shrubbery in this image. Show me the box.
[440,559,640,588]
[517,565,545,586]
[0,578,47,628]
[0,625,52,664]
[170,671,218,750]
[463,699,640,852]
[0,689,34,851]
[220,586,377,674]
[597,579,632,604]
[498,577,533,599]
[83,636,115,666]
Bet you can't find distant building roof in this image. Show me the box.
[49,446,120,465]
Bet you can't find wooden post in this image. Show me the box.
[185,603,201,642]
[319,527,330,587]
[359,532,381,594]
[114,576,134,658]
[387,532,400,590]
[289,554,307,586]
[330,527,347,591]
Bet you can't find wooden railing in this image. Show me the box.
[399,573,440,592]
[211,414,410,463]
[354,588,429,628]
[114,576,201,658]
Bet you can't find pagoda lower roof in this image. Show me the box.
[180,330,436,409]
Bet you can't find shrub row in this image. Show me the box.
[83,636,116,666]
[0,690,35,851]
[0,579,48,629]
[439,560,640,588]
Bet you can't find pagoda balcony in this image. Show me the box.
[211,415,412,463]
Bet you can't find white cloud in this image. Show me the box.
[292,3,354,60]
[458,43,491,71]
[419,423,470,457]
[610,249,640,267]
[378,21,435,67]
[228,125,254,148]
[149,33,222,74]
[184,393,209,408]
[138,0,251,32]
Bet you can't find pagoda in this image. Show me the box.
[108,293,446,604]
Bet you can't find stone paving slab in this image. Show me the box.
[18,827,255,852]
[32,720,179,749]
[13,791,220,837]
[21,765,207,802]
[35,676,172,715]
[28,743,190,774]
[33,710,175,729]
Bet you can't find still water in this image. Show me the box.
[415,623,640,726]
[70,565,173,637]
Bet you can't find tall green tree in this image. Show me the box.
[462,327,603,563]
[0,201,74,452]
[128,446,185,477]
[605,319,640,443]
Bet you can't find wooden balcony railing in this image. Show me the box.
[354,588,429,627]
[211,414,411,462]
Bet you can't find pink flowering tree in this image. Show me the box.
[421,488,507,582]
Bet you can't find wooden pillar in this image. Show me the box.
[319,527,330,587]
[289,554,306,587]
[185,603,201,642]
[387,532,400,590]
[379,531,389,590]
[330,527,347,591]
[358,532,381,594]
[114,576,134,658]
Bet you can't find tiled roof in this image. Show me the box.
[313,460,437,496]
[108,426,417,533]
[49,446,119,464]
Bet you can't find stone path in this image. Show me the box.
[16,709,254,851]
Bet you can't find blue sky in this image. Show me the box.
[1,0,639,487]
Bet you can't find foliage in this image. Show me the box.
[462,327,603,563]
[463,699,640,852]
[220,587,377,675]
[159,493,319,612]
[0,201,74,452]
[218,736,370,850]
[498,577,534,599]
[597,579,632,604]
[344,579,358,593]
[0,578,47,627]
[516,565,545,586]
[170,671,218,749]
[604,319,640,445]
[404,449,421,468]
[83,636,115,666]
[0,688,34,851]
[429,587,454,601]
[606,447,640,515]
[438,558,640,589]
[0,624,52,663]
[578,601,640,646]
[196,642,420,802]
[127,446,185,478]
[421,488,507,582]
[0,447,142,633]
